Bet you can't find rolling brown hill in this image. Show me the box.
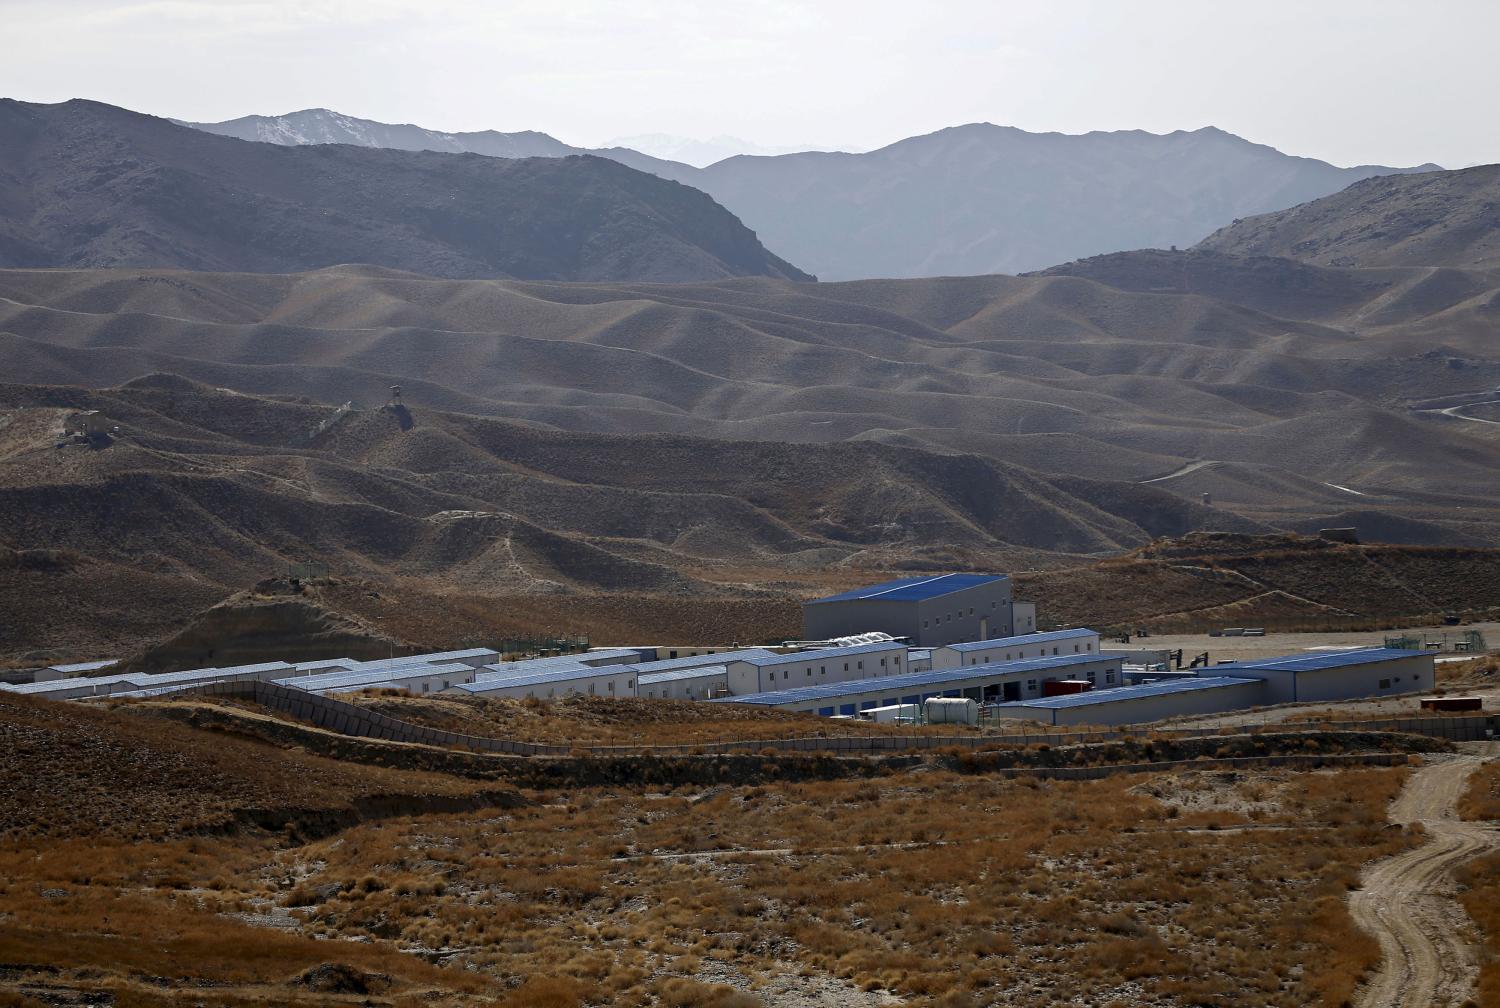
[0,99,810,283]
[0,375,1258,661]
[1196,164,1500,269]
[1,261,1497,553]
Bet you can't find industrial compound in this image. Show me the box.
[4,573,1441,727]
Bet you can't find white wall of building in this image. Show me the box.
[1245,654,1434,705]
[724,643,909,696]
[931,630,1101,671]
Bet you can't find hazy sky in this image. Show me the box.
[7,0,1496,168]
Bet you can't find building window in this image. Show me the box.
[923,620,929,628]
[589,683,596,694]
[858,661,864,670]
[1073,644,1079,653]
[1052,647,1059,655]
[820,666,826,675]
[1106,671,1115,684]
[669,650,678,659]
[844,663,849,672]
[608,682,615,694]
[1026,679,1037,690]
[1379,678,1391,689]
[969,608,974,616]
[893,656,900,665]
[627,679,634,688]
[881,657,887,667]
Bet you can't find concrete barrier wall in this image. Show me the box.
[171,680,1498,758]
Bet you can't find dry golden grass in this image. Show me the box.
[0,837,495,1005]
[0,692,501,839]
[349,692,989,747]
[167,766,1411,1008]
[0,692,1426,1007]
[1461,760,1500,822]
[1457,851,1500,1008]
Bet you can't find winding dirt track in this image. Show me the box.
[1350,750,1499,1008]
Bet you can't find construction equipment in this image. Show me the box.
[1188,651,1211,669]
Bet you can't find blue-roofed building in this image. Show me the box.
[1211,648,1434,704]
[931,628,1101,670]
[990,677,1268,726]
[801,573,1034,648]
[709,652,1123,715]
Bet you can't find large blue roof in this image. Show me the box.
[806,573,1007,605]
[1213,648,1428,675]
[992,676,1262,710]
[711,652,1116,707]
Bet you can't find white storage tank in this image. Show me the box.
[924,696,978,725]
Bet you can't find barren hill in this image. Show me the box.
[1196,164,1500,269]
[2,262,1497,553]
[0,375,1257,659]
[0,99,810,282]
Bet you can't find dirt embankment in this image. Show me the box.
[136,700,1449,790]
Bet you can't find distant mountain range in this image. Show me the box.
[184,109,1442,280]
[605,133,851,167]
[0,100,809,282]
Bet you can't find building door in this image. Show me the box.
[1003,682,1021,701]
[980,617,989,640]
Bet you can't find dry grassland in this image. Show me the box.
[0,765,1409,1008]
[349,693,992,747]
[1459,759,1500,1008]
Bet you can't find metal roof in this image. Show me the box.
[712,652,1118,707]
[291,659,362,674]
[577,648,653,665]
[451,663,636,693]
[395,648,499,663]
[5,674,136,695]
[627,649,778,677]
[992,676,1262,710]
[729,641,908,668]
[1213,648,1426,675]
[638,664,730,685]
[944,628,1099,653]
[473,656,596,681]
[277,663,473,692]
[806,573,1007,605]
[47,660,118,674]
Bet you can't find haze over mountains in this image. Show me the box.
[187,107,1440,280]
[0,100,809,283]
[2,93,1498,653]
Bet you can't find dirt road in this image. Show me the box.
[1350,750,1499,1008]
